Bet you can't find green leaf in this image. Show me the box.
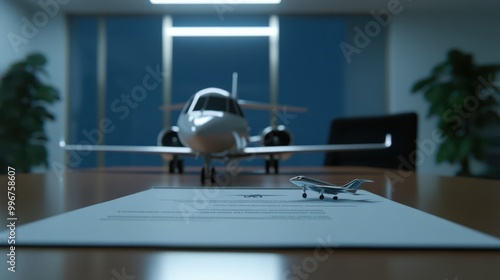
[31,106,55,121]
[9,62,27,73]
[26,144,48,167]
[474,111,500,127]
[0,52,58,173]
[472,137,489,160]
[455,56,474,76]
[438,119,460,135]
[476,65,500,77]
[33,133,48,142]
[424,84,449,102]
[432,61,450,75]
[456,135,474,162]
[428,102,449,118]
[26,53,47,67]
[448,49,468,66]
[436,140,456,163]
[453,76,474,90]
[20,115,43,132]
[446,89,467,105]
[34,85,60,103]
[411,76,437,93]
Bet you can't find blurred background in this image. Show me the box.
[1,0,499,177]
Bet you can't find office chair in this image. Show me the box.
[324,112,418,171]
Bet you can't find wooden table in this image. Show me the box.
[1,166,499,279]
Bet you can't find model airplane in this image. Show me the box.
[62,73,391,184]
[290,175,373,200]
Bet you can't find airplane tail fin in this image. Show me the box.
[231,72,238,98]
[343,179,373,193]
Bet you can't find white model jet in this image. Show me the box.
[62,74,391,184]
[290,175,373,200]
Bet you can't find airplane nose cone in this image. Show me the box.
[192,116,223,135]
[178,112,246,154]
[289,176,303,182]
[186,134,231,154]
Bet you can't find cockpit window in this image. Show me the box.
[183,96,194,114]
[190,95,244,117]
[205,96,227,111]
[229,99,244,117]
[193,96,208,111]
[228,99,237,115]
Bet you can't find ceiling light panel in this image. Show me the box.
[151,0,281,4]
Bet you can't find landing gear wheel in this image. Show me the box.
[265,159,279,174]
[211,168,216,184]
[177,159,184,174]
[201,167,206,185]
[319,195,324,200]
[169,158,184,174]
[273,159,279,174]
[201,167,217,185]
[333,196,338,200]
[302,193,307,198]
[169,160,175,174]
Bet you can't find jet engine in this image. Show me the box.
[157,126,184,173]
[260,125,293,174]
[261,125,293,147]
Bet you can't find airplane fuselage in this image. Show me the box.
[290,175,373,200]
[177,88,250,155]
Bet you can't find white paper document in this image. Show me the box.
[2,188,500,248]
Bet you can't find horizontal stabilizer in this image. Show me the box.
[237,100,307,113]
[343,179,374,193]
[160,103,185,111]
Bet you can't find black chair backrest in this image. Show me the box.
[324,113,418,171]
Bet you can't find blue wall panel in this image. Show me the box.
[343,16,387,117]
[68,17,99,169]
[278,16,347,166]
[105,16,164,167]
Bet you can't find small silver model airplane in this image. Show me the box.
[62,73,391,184]
[290,175,373,200]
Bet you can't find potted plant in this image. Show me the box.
[412,49,500,176]
[0,53,60,173]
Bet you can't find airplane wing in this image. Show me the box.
[61,142,386,157]
[236,134,391,157]
[61,134,390,159]
[61,143,195,155]
[237,100,307,113]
